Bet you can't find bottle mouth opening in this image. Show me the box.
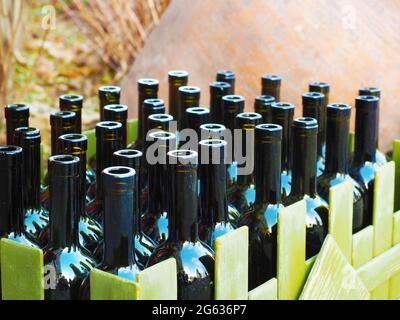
[16,127,39,134]
[98,121,121,128]
[199,139,227,147]
[104,166,135,177]
[294,117,318,128]
[187,107,209,114]
[105,104,128,111]
[7,104,29,110]
[149,131,175,140]
[0,146,22,153]
[223,95,243,101]
[61,94,82,101]
[149,114,172,121]
[358,95,378,101]
[263,74,281,80]
[257,123,282,131]
[211,81,231,88]
[328,103,351,110]
[217,70,235,78]
[115,149,143,158]
[169,149,197,159]
[139,79,159,85]
[271,102,294,109]
[200,123,225,131]
[169,70,188,77]
[52,111,76,118]
[99,86,121,92]
[50,155,78,164]
[310,81,329,87]
[180,86,200,92]
[305,92,324,98]
[256,95,275,101]
[238,112,262,119]
[60,133,87,142]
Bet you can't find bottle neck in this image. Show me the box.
[7,117,29,146]
[22,142,41,210]
[291,129,318,197]
[148,162,168,215]
[303,101,324,157]
[354,108,377,164]
[51,124,73,155]
[325,115,349,174]
[169,164,198,242]
[169,77,188,120]
[200,162,229,225]
[49,168,80,249]
[103,179,135,268]
[255,136,282,205]
[271,108,293,172]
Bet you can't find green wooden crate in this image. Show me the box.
[1,128,400,300]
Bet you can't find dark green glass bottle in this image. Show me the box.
[142,131,176,244]
[303,92,325,176]
[98,86,121,121]
[50,111,77,156]
[113,149,156,270]
[231,112,262,222]
[14,128,48,246]
[284,118,328,258]
[270,102,295,200]
[317,104,364,233]
[349,96,380,229]
[254,95,275,123]
[103,104,128,147]
[309,82,330,157]
[210,81,231,123]
[198,139,235,247]
[147,150,215,300]
[44,155,96,300]
[239,123,283,290]
[169,70,189,120]
[0,146,38,247]
[57,134,103,254]
[185,107,210,137]
[221,95,245,198]
[217,70,235,94]
[261,74,282,102]
[178,86,201,130]
[134,97,164,150]
[59,94,83,133]
[358,87,387,166]
[5,104,30,145]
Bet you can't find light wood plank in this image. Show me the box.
[390,211,400,299]
[352,226,374,268]
[248,278,277,300]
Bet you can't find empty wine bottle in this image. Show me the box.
[98,86,121,121]
[113,149,156,269]
[103,104,128,147]
[134,97,164,150]
[309,82,330,157]
[178,86,201,130]
[358,87,387,166]
[210,81,231,123]
[303,92,325,176]
[284,118,328,258]
[142,131,176,244]
[349,96,380,229]
[221,95,245,197]
[87,121,124,222]
[59,94,83,133]
[50,111,77,156]
[216,70,235,94]
[5,104,30,145]
[317,104,364,233]
[185,107,210,137]
[230,112,262,222]
[44,155,96,300]
[254,95,275,123]
[14,128,48,246]
[198,139,235,247]
[0,146,37,247]
[238,124,284,290]
[134,79,159,149]
[169,70,189,120]
[261,74,282,102]
[147,150,215,300]
[270,102,295,200]
[57,134,103,254]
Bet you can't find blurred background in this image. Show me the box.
[1,0,400,152]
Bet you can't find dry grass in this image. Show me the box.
[61,0,170,80]
[0,0,25,113]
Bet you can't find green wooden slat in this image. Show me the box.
[277,200,306,300]
[300,235,370,300]
[371,161,395,299]
[352,226,374,268]
[329,180,353,261]
[90,269,139,300]
[356,242,400,292]
[305,256,317,278]
[248,278,277,300]
[0,239,44,300]
[390,211,400,299]
[137,258,177,300]
[214,227,248,300]
[393,140,400,211]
